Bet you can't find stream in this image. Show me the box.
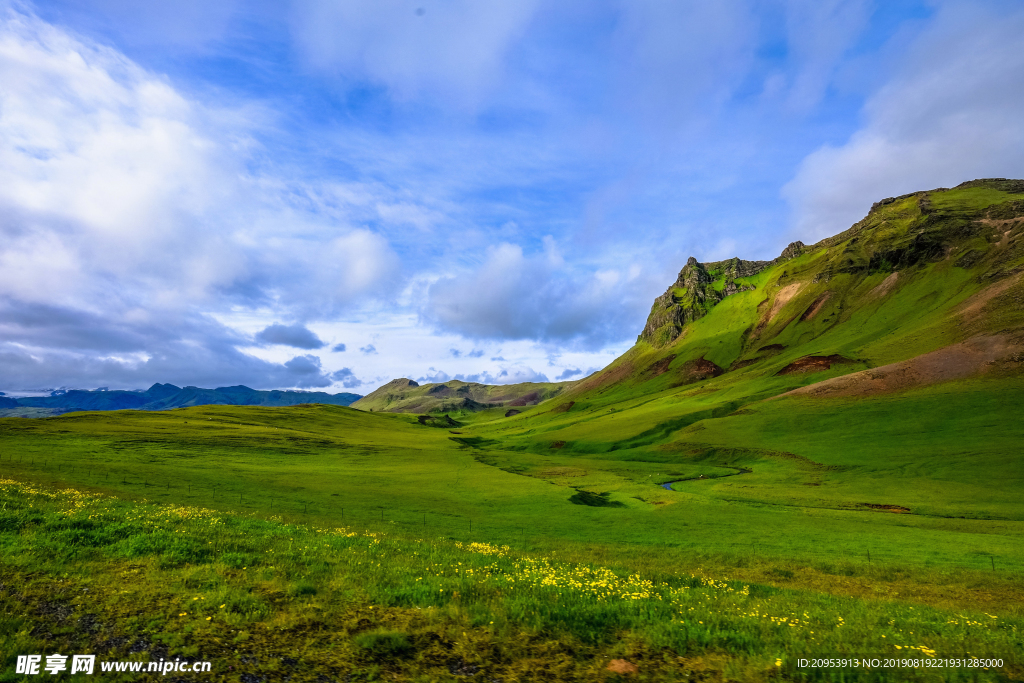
[660,466,751,490]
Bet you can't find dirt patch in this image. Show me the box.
[645,354,676,377]
[977,217,1022,228]
[768,282,804,321]
[607,659,639,675]
[504,409,521,417]
[777,334,1023,398]
[507,391,540,407]
[550,401,575,414]
[957,271,1023,323]
[859,503,911,514]
[776,354,853,375]
[550,440,566,449]
[751,283,804,339]
[672,357,723,386]
[869,272,899,299]
[800,292,832,321]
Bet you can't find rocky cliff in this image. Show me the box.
[640,243,805,346]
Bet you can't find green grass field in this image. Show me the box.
[0,391,1021,680]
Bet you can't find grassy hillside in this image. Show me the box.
[1,179,1022,680]
[352,378,575,415]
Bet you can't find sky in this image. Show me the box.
[1,0,1023,395]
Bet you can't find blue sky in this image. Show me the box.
[1,0,1023,394]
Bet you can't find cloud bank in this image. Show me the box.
[0,6,398,389]
[784,1,1024,239]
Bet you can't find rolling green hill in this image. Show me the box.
[352,377,575,415]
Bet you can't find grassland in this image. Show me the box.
[0,396,1021,680]
[1,476,1020,682]
[2,181,1022,680]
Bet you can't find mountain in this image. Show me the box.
[351,378,574,415]
[8,384,362,415]
[558,177,1024,406]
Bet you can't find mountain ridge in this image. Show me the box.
[4,383,362,416]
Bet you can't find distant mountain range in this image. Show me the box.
[0,384,361,416]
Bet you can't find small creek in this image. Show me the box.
[659,466,751,490]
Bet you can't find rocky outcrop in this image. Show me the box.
[639,258,716,346]
[640,242,808,347]
[777,241,805,261]
[703,256,772,279]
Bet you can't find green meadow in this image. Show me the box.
[0,392,1022,681]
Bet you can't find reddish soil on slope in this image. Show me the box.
[671,357,723,386]
[776,354,853,375]
[777,334,1023,398]
[645,354,676,377]
[800,292,832,321]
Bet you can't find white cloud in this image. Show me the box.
[458,365,550,385]
[0,6,403,311]
[783,1,1024,239]
[425,238,658,347]
[417,367,450,384]
[0,6,403,390]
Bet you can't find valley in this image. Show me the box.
[2,179,1023,681]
